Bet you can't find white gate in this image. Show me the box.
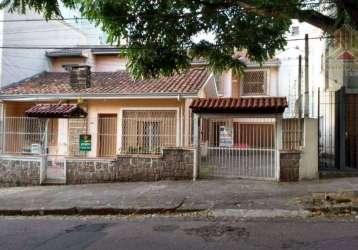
[200,117,278,180]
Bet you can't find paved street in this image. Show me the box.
[1,216,358,250]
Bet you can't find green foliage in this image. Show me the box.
[0,0,356,78]
[0,0,75,19]
[77,0,291,78]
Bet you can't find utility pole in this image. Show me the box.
[298,55,302,118]
[304,34,309,117]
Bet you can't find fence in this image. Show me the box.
[200,117,277,179]
[282,118,303,151]
[318,90,337,169]
[0,114,304,159]
[0,117,57,155]
[0,115,190,158]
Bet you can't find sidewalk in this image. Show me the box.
[0,178,358,216]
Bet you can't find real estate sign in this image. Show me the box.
[219,126,233,147]
[79,134,91,152]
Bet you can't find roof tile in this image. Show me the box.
[0,67,210,97]
[190,97,288,114]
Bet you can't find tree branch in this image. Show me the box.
[237,0,338,32]
[338,0,358,28]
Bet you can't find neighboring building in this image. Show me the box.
[45,47,127,72]
[277,20,325,117]
[214,20,325,118]
[0,8,97,89]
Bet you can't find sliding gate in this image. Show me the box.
[200,117,278,180]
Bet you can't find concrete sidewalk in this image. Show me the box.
[0,178,358,216]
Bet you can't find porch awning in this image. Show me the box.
[25,104,87,118]
[190,97,288,114]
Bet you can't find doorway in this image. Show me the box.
[97,114,117,157]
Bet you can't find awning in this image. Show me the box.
[25,104,87,118]
[190,97,288,114]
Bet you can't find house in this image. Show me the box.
[0,47,221,185]
[0,20,323,185]
[319,25,358,171]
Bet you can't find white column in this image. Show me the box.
[275,115,283,181]
[58,119,69,156]
[299,118,319,180]
[193,113,201,181]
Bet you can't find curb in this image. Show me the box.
[210,209,312,218]
[0,207,205,216]
[0,199,199,216]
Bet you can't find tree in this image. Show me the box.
[1,0,357,78]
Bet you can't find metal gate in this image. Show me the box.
[200,117,277,180]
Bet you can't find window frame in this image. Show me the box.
[291,26,300,36]
[240,69,269,97]
[119,107,180,154]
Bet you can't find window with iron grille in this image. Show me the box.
[241,70,267,96]
[122,110,177,154]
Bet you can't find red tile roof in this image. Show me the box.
[0,67,210,97]
[190,97,288,114]
[25,104,87,118]
[337,51,355,60]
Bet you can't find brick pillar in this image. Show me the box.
[280,151,300,182]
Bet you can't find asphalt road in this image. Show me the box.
[1,216,358,250]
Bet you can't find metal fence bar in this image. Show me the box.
[318,90,337,169]
[282,118,303,151]
[200,117,277,179]
[0,114,185,157]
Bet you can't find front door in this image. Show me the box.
[97,114,117,157]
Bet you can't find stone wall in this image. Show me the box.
[280,151,300,182]
[0,156,41,187]
[66,148,194,184]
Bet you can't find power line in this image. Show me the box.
[0,36,334,50]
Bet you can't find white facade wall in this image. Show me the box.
[0,9,88,88]
[277,20,325,116]
[219,67,279,98]
[219,20,325,112]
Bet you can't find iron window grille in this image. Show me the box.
[241,70,268,96]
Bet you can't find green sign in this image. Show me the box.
[79,134,91,152]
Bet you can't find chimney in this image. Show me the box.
[65,65,91,89]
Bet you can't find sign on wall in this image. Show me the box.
[219,126,233,147]
[79,134,91,152]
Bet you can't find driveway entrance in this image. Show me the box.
[200,117,277,180]
[190,97,288,181]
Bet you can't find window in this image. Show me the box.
[97,114,117,157]
[214,73,224,95]
[47,119,58,146]
[139,121,160,152]
[291,26,299,36]
[122,110,177,154]
[241,70,267,96]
